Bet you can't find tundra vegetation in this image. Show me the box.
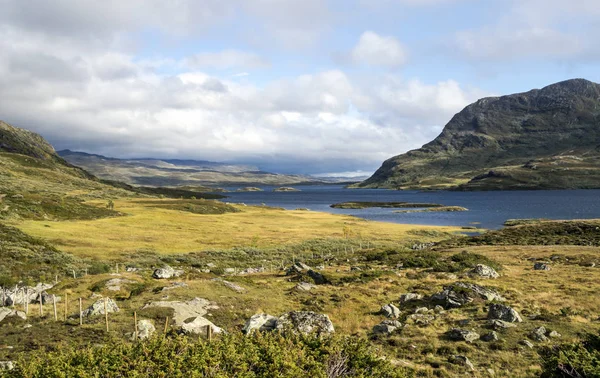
[0,121,599,377]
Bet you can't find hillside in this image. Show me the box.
[358,79,600,190]
[58,150,323,187]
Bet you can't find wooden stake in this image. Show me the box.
[134,311,138,341]
[206,325,212,342]
[72,270,76,279]
[39,293,43,316]
[163,317,169,336]
[79,298,83,326]
[64,293,68,321]
[1,287,4,307]
[104,297,109,332]
[116,263,119,274]
[25,288,28,314]
[12,286,16,308]
[53,295,57,321]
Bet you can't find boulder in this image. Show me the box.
[531,326,548,342]
[161,282,189,292]
[294,282,316,292]
[212,278,246,293]
[447,328,480,343]
[286,262,312,276]
[487,319,517,330]
[82,298,120,317]
[142,298,217,326]
[549,330,562,338]
[372,320,402,335]
[407,313,436,326]
[105,278,136,291]
[520,340,534,349]
[381,304,400,319]
[470,264,499,279]
[0,361,15,371]
[137,319,156,340]
[534,262,551,271]
[448,355,474,371]
[181,316,223,338]
[307,270,329,285]
[275,311,334,335]
[431,282,504,309]
[152,266,183,279]
[242,314,277,334]
[480,331,499,342]
[399,293,422,303]
[488,304,522,323]
[0,308,27,323]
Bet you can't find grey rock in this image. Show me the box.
[488,304,523,323]
[448,355,474,371]
[407,313,435,326]
[0,308,27,323]
[181,316,223,337]
[243,314,278,334]
[307,270,329,285]
[223,268,236,274]
[350,266,362,271]
[152,266,183,279]
[275,311,334,335]
[470,264,500,279]
[286,262,312,275]
[520,340,534,348]
[162,282,188,291]
[531,326,548,342]
[534,262,551,271]
[488,319,517,330]
[105,278,135,291]
[431,282,504,309]
[399,293,423,303]
[448,328,480,343]
[414,307,431,314]
[212,278,246,293]
[381,304,400,319]
[0,361,15,371]
[82,298,120,317]
[294,282,316,292]
[480,331,499,342]
[549,330,562,338]
[136,319,156,340]
[373,320,402,335]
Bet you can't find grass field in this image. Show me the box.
[12,198,461,259]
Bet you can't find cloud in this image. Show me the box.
[185,50,269,70]
[349,31,408,67]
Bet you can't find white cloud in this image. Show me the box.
[185,50,269,70]
[351,31,408,67]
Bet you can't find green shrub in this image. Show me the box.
[540,331,600,377]
[7,333,412,378]
[449,251,502,272]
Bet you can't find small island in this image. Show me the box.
[236,187,264,192]
[273,187,301,192]
[394,206,468,213]
[330,201,444,209]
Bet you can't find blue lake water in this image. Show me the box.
[220,186,600,229]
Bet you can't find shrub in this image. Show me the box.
[8,333,412,378]
[540,331,600,378]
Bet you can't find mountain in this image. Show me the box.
[57,150,325,187]
[358,79,600,190]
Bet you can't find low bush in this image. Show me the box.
[7,333,411,378]
[540,331,600,377]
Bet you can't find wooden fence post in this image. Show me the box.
[163,317,169,337]
[25,288,28,314]
[134,311,138,341]
[79,298,83,326]
[1,287,4,307]
[64,293,68,322]
[206,325,212,342]
[12,286,16,308]
[53,295,57,321]
[39,294,43,316]
[104,298,109,332]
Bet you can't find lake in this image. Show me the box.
[221,185,600,229]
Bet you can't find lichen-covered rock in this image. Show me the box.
[0,361,15,371]
[152,266,183,279]
[488,304,522,323]
[243,314,277,334]
[470,264,499,279]
[0,308,26,323]
[520,340,534,348]
[373,320,402,335]
[294,282,316,292]
[487,319,517,330]
[286,262,312,276]
[480,331,499,342]
[181,316,223,337]
[137,319,156,340]
[105,278,136,291]
[275,311,334,335]
[447,328,480,343]
[531,326,548,342]
[399,293,422,303]
[431,282,504,309]
[307,269,329,285]
[448,355,474,371]
[534,262,551,271]
[381,304,400,319]
[82,298,120,317]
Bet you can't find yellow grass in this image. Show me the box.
[12,198,461,258]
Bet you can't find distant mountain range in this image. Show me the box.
[358,78,600,190]
[57,150,349,187]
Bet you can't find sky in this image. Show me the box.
[0,0,599,176]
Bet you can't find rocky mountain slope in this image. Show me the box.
[58,150,324,187]
[358,79,600,190]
